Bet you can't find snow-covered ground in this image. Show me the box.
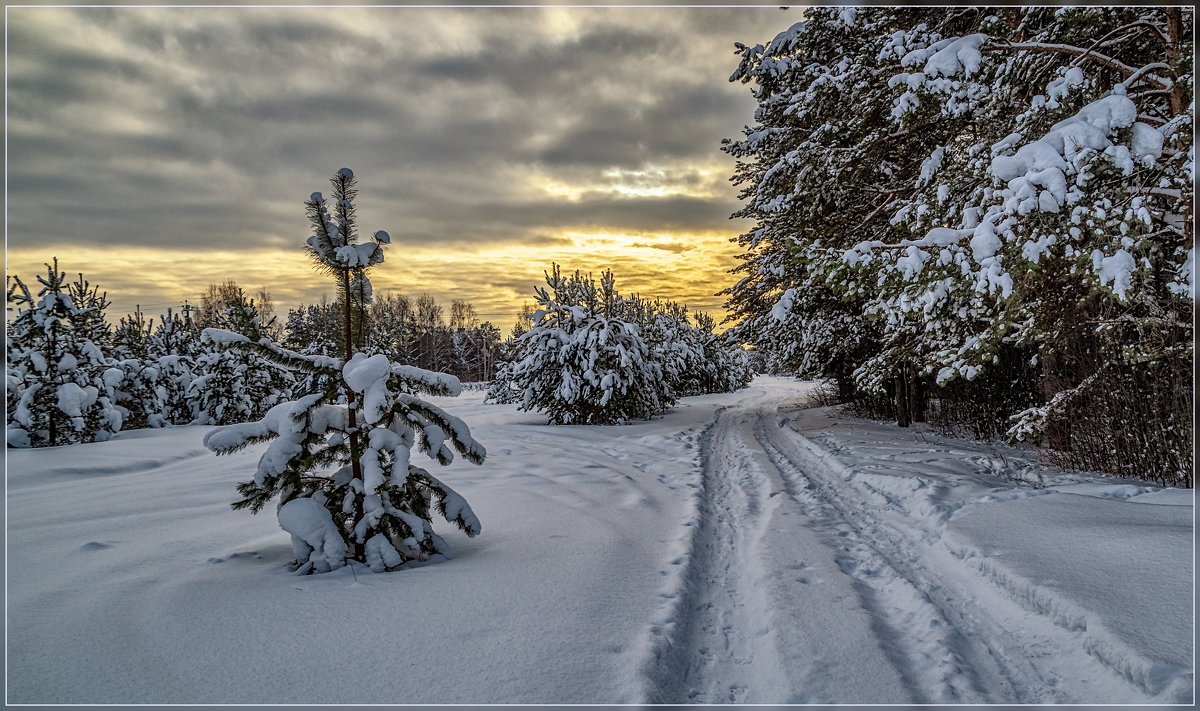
[5,376,1193,704]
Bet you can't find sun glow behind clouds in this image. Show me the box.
[538,163,724,202]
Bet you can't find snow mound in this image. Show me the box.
[277,494,347,574]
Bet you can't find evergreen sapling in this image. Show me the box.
[203,168,486,573]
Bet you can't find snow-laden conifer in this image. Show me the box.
[727,7,1192,483]
[204,168,486,573]
[506,266,672,425]
[694,311,755,394]
[145,308,201,426]
[6,260,123,446]
[191,292,293,426]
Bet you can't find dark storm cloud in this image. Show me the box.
[6,6,793,291]
[419,23,666,89]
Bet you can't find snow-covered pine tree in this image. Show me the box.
[723,8,906,402]
[190,292,294,426]
[104,307,162,430]
[484,303,535,405]
[728,7,1193,483]
[484,359,520,405]
[694,311,754,394]
[65,272,114,352]
[6,260,123,447]
[204,168,486,573]
[506,265,673,425]
[846,7,1193,474]
[146,308,200,426]
[111,306,152,360]
[105,357,161,430]
[629,296,721,398]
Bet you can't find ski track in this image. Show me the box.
[638,388,1173,704]
[641,396,791,704]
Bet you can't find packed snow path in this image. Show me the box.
[6,378,1191,704]
[639,385,1192,704]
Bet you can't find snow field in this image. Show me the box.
[6,388,735,704]
[5,377,1193,704]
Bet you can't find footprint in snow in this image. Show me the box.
[79,541,114,552]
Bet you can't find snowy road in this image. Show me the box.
[638,385,1193,704]
[6,377,1192,704]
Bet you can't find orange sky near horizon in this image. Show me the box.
[7,225,747,330]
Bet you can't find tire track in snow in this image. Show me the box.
[639,390,1151,704]
[758,406,1154,703]
[640,397,792,704]
[753,415,995,703]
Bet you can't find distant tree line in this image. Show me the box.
[283,292,501,384]
[5,262,498,447]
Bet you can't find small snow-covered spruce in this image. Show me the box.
[145,308,202,426]
[627,297,751,397]
[483,304,536,405]
[6,260,122,447]
[191,292,294,426]
[506,265,673,425]
[108,306,197,429]
[105,357,162,430]
[204,168,486,573]
[694,311,755,394]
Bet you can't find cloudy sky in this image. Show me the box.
[6,4,795,328]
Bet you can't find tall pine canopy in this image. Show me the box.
[725,7,1192,486]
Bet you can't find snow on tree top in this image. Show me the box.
[337,168,354,179]
[333,243,381,268]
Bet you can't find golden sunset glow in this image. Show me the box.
[7,228,742,328]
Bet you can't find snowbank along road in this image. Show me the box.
[5,378,1191,704]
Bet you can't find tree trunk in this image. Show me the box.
[342,269,364,560]
[895,368,911,427]
[1041,350,1072,451]
[836,366,856,403]
[909,364,927,423]
[1166,8,1184,116]
[47,325,59,447]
